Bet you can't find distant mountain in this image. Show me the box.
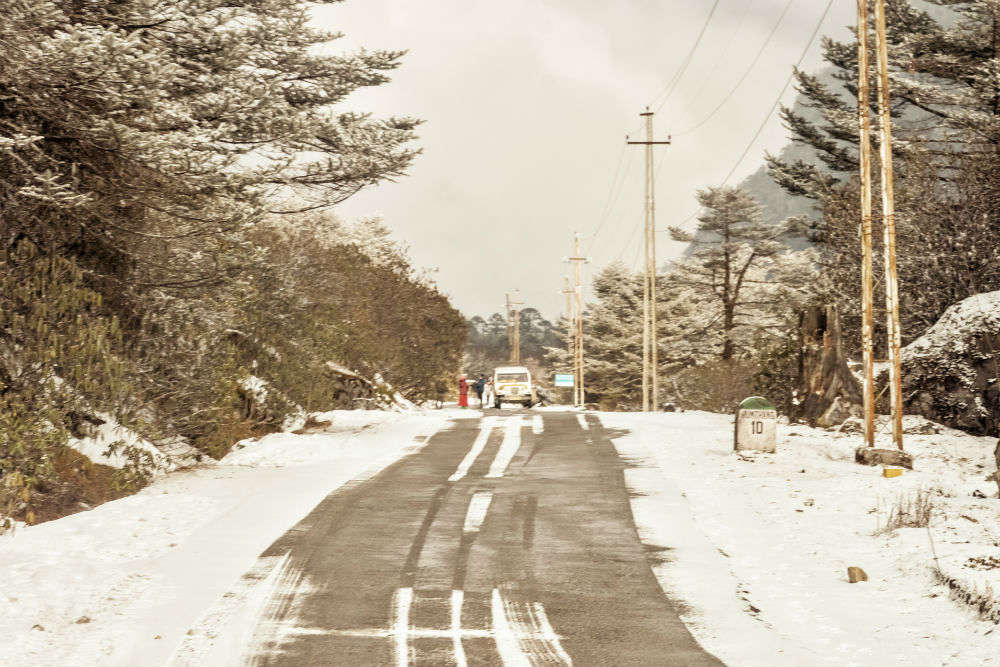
[680,0,955,259]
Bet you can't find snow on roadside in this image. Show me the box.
[0,409,453,667]
[601,410,999,667]
[67,413,173,472]
[222,409,430,467]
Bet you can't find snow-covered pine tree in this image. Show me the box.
[765,0,1000,349]
[669,187,792,361]
[572,263,644,408]
[542,262,717,409]
[1,0,419,287]
[0,1,456,522]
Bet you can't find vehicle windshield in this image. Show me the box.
[496,373,529,383]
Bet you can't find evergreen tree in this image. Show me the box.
[544,263,717,408]
[766,0,1000,350]
[669,187,792,361]
[1,0,418,288]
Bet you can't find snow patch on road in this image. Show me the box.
[601,410,999,667]
[532,415,544,434]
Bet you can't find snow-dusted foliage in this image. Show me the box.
[0,1,463,525]
[899,291,1000,435]
[670,186,817,360]
[766,0,1000,355]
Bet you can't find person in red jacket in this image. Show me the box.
[458,374,469,408]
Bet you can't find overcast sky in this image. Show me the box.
[316,0,855,320]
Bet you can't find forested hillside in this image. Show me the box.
[465,308,561,382]
[0,0,464,525]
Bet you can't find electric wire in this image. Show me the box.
[585,143,634,255]
[613,210,644,265]
[720,0,834,186]
[654,0,831,236]
[649,0,724,113]
[676,0,797,137]
[681,0,758,114]
[632,229,644,270]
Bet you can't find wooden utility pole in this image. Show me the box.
[562,275,574,358]
[567,233,589,406]
[857,0,876,448]
[873,0,905,450]
[508,290,523,365]
[505,292,512,361]
[627,109,671,412]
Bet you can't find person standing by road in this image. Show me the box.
[473,374,486,408]
[458,374,469,408]
[483,377,495,409]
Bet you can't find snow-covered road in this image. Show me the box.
[1,407,996,667]
[0,410,460,667]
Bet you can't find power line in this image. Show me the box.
[681,0,758,114]
[649,0,724,112]
[676,0,798,137]
[613,210,644,265]
[654,0,829,236]
[721,0,834,186]
[585,144,635,255]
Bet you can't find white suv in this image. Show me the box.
[493,366,535,408]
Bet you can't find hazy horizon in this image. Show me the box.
[320,0,855,320]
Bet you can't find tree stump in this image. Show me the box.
[795,305,863,427]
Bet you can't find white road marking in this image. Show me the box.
[532,415,544,434]
[319,625,566,642]
[576,415,589,431]
[531,602,573,666]
[463,491,494,534]
[331,627,494,639]
[393,587,413,667]
[451,589,468,667]
[492,589,573,667]
[486,417,523,478]
[449,418,496,482]
[369,589,571,666]
[491,589,533,667]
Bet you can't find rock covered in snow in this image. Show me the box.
[899,291,1000,435]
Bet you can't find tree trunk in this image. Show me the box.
[795,304,863,426]
[721,303,735,361]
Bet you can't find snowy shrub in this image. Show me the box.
[0,242,138,526]
[0,0,463,522]
[875,488,936,534]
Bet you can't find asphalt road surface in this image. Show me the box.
[232,410,723,667]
